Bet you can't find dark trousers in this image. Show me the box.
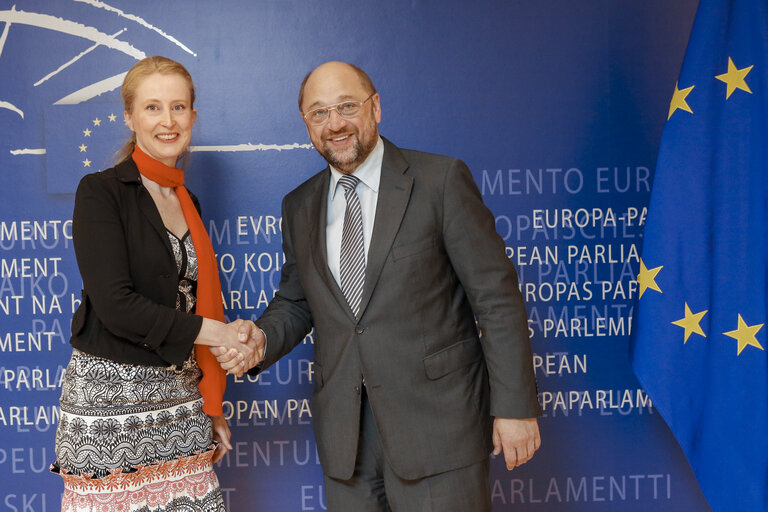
[324,390,492,512]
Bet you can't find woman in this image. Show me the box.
[51,56,251,511]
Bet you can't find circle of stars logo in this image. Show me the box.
[79,112,119,170]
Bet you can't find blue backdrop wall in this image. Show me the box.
[0,1,713,510]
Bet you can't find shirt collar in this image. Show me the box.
[329,137,383,199]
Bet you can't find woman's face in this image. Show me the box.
[124,72,196,167]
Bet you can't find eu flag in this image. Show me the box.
[631,0,768,510]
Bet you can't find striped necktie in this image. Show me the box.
[338,174,365,316]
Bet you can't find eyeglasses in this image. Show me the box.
[303,93,376,126]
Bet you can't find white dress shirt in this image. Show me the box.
[326,137,384,288]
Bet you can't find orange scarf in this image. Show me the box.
[132,145,226,416]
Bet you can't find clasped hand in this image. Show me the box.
[211,319,265,377]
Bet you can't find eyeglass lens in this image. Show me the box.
[308,101,363,124]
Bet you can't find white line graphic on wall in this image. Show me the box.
[54,72,128,105]
[190,143,314,152]
[10,148,46,155]
[0,12,11,59]
[0,6,145,59]
[1,5,195,108]
[0,101,24,119]
[74,0,197,56]
[35,28,127,87]
[11,143,312,156]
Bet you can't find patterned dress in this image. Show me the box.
[52,230,226,511]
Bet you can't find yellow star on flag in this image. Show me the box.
[83,128,91,137]
[78,144,87,152]
[671,303,707,343]
[93,118,101,126]
[715,57,753,99]
[668,82,695,120]
[83,158,91,167]
[637,260,663,298]
[723,314,764,355]
[108,113,117,122]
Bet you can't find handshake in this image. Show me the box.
[201,319,266,377]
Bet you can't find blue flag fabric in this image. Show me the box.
[631,0,768,510]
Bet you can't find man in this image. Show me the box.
[219,61,541,511]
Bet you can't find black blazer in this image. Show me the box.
[70,158,202,367]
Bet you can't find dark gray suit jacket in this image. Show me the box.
[255,138,541,480]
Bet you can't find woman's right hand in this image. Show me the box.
[195,318,255,365]
[211,322,265,376]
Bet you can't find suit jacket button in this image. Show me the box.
[355,326,365,334]
[354,386,361,394]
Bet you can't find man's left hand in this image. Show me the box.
[492,417,541,470]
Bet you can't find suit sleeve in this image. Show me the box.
[250,197,313,374]
[73,174,202,364]
[441,159,542,419]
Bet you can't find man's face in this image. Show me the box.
[300,63,381,174]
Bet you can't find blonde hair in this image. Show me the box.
[114,56,196,165]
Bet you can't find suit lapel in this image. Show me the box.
[307,170,354,319]
[139,192,174,254]
[358,139,413,317]
[118,160,175,257]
